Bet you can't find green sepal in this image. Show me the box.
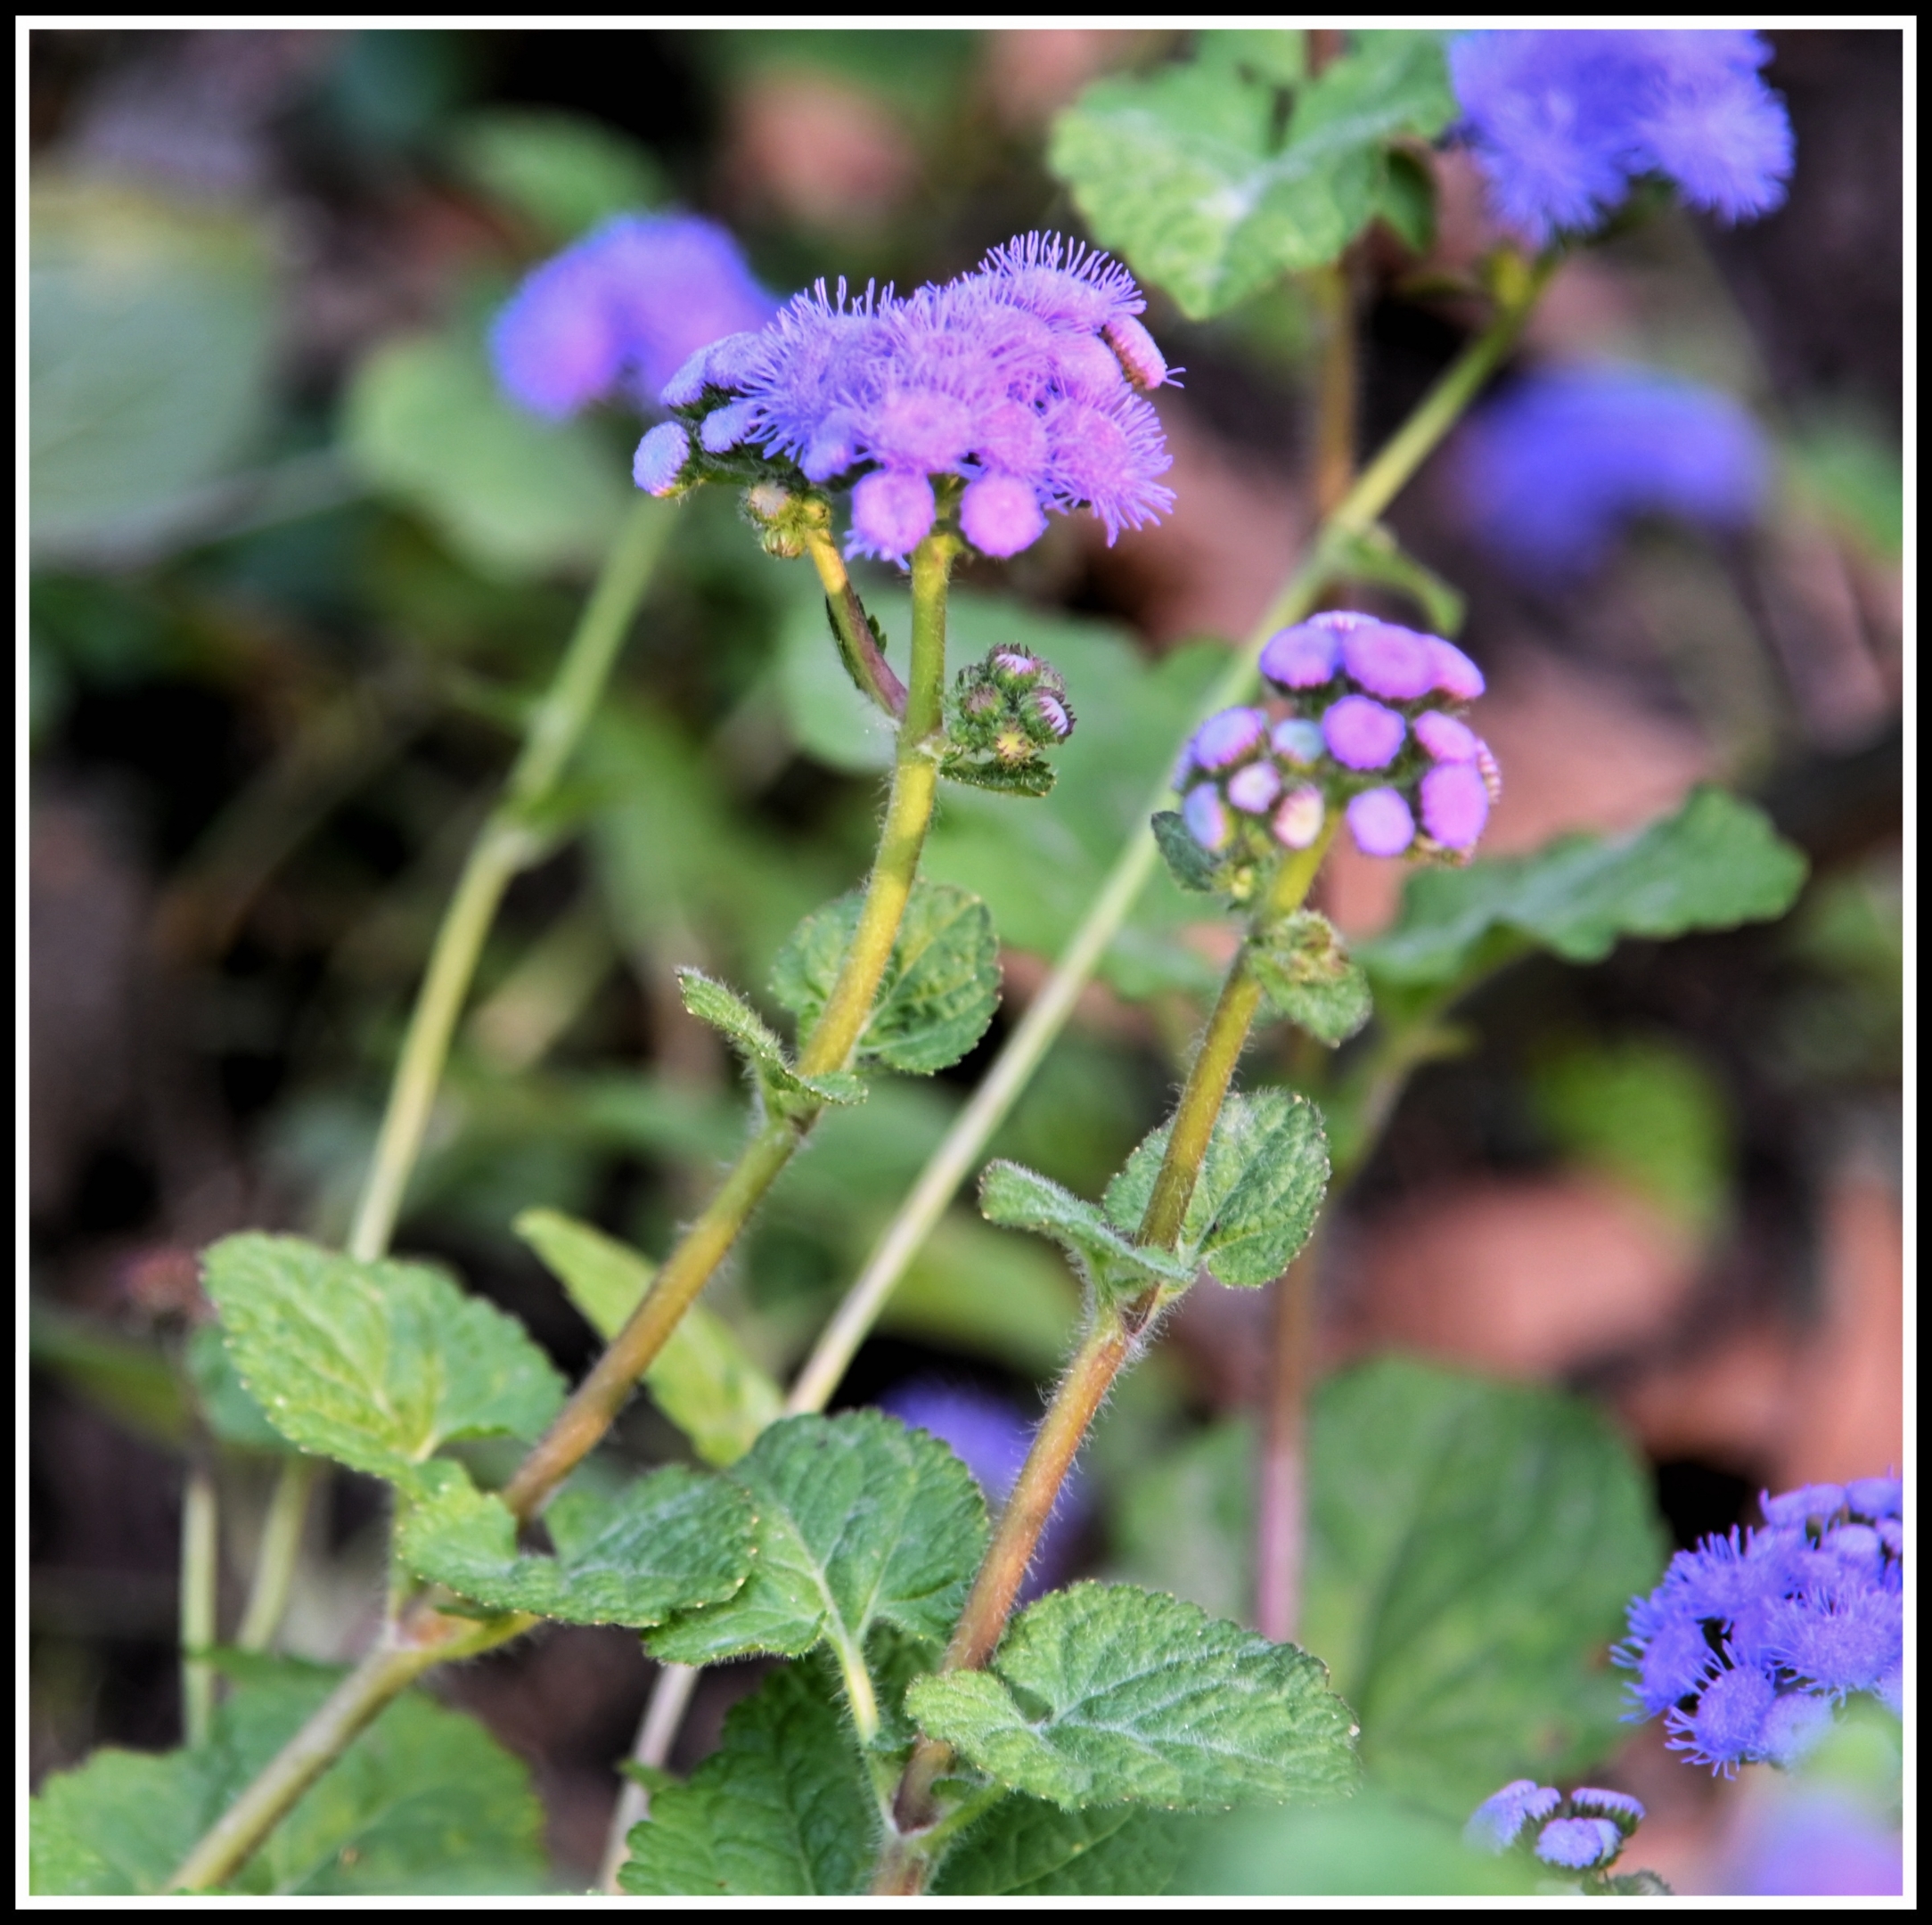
[977,1159,1195,1307]
[1248,910,1373,1045]
[1102,1089,1330,1286]
[905,1582,1359,1811]
[675,968,866,1110]
[771,879,1000,1077]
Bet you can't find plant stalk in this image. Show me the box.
[180,1458,218,1746]
[597,1661,700,1893]
[235,1455,320,1654]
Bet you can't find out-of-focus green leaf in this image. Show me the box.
[397,1459,754,1626]
[30,178,275,559]
[446,107,664,241]
[934,1797,1191,1896]
[201,1233,565,1491]
[618,1663,871,1896]
[341,329,628,580]
[29,1658,546,1894]
[29,1304,187,1450]
[1357,787,1810,989]
[1151,808,1226,894]
[1301,1357,1666,1814]
[772,881,1000,1077]
[906,1583,1359,1811]
[1195,28,1306,86]
[1785,413,1903,560]
[513,1207,782,1466]
[1110,1414,1254,1624]
[1103,1089,1330,1286]
[1326,521,1464,635]
[1532,1036,1734,1238]
[1249,910,1374,1045]
[879,1211,1082,1376]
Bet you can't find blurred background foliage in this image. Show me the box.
[29,27,1901,1891]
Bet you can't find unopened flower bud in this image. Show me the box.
[1104,314,1169,391]
[700,397,760,453]
[962,472,1050,557]
[1189,706,1268,772]
[1271,718,1325,766]
[1183,783,1232,851]
[1273,785,1325,849]
[1414,709,1481,762]
[1429,636,1486,700]
[634,421,692,496]
[1322,694,1406,770]
[1347,787,1415,856]
[1025,690,1074,741]
[1340,620,1436,699]
[1420,760,1491,849]
[1226,760,1282,814]
[1259,619,1341,689]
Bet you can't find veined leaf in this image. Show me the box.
[978,1159,1194,1306]
[184,1323,292,1454]
[1248,911,1373,1046]
[771,880,1000,1077]
[1103,1089,1330,1286]
[618,1664,871,1896]
[906,1583,1358,1810]
[676,968,865,1108]
[201,1234,565,1489]
[397,1459,753,1626]
[933,1797,1192,1896]
[646,1411,987,1670]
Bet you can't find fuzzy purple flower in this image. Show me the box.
[1189,706,1269,772]
[1258,616,1343,689]
[1322,695,1407,770]
[1347,788,1415,857]
[1727,1790,1903,1897]
[1450,30,1793,246]
[1183,784,1232,853]
[1226,761,1282,814]
[1666,1657,1778,1773]
[1338,620,1437,700]
[633,421,691,496]
[493,213,774,420]
[1458,364,1770,582]
[1420,761,1492,851]
[1535,1816,1625,1871]
[1465,1780,1563,1853]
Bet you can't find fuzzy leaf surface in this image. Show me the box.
[771,880,1000,1076]
[1358,787,1809,989]
[1150,808,1228,894]
[29,1658,545,1894]
[618,1665,870,1896]
[201,1233,565,1487]
[676,968,864,1106]
[1103,1089,1330,1285]
[906,1582,1358,1810]
[515,1207,782,1465]
[933,1797,1192,1896]
[940,752,1057,798]
[1248,912,1373,1045]
[978,1159,1194,1303]
[646,1410,986,1665]
[397,1460,753,1626]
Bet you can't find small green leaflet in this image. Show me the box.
[933,1797,1192,1896]
[977,1159,1195,1306]
[906,1583,1359,1811]
[29,1658,547,1895]
[1357,786,1810,989]
[1103,1089,1330,1286]
[1150,809,1230,896]
[647,1411,987,1670]
[771,880,1000,1076]
[1248,911,1373,1046]
[940,751,1057,798]
[1048,30,1455,319]
[676,968,865,1110]
[397,1459,754,1627]
[618,1664,872,1896]
[201,1234,565,1491]
[515,1207,782,1465]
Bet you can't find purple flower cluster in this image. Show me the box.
[635,233,1175,562]
[1173,611,1498,864]
[491,213,775,420]
[1615,1478,1904,1777]
[1451,30,1794,245]
[1458,365,1770,582]
[1466,1780,1645,1872]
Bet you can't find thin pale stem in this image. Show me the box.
[596,1661,700,1893]
[180,1459,218,1746]
[1255,1240,1319,1643]
[235,1455,320,1654]
[1309,258,1358,520]
[787,256,1553,1419]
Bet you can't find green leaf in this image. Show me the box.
[676,967,866,1107]
[1195,28,1306,86]
[933,1798,1191,1896]
[31,178,275,561]
[1372,145,1437,253]
[1326,521,1465,636]
[514,1207,783,1465]
[1048,31,1454,319]
[1357,787,1811,989]
[1248,911,1374,1045]
[29,1302,188,1450]
[1111,1415,1255,1624]
[397,1459,754,1626]
[646,1411,987,1667]
[907,1582,1358,1811]
[1301,1357,1666,1814]
[1103,1089,1330,1286]
[201,1233,566,1489]
[771,880,1000,1077]
[977,1159,1194,1305]
[184,1323,293,1454]
[940,752,1058,798]
[29,1659,547,1894]
[618,1664,872,1896]
[341,329,629,581]
[1150,808,1228,894]
[445,106,664,241]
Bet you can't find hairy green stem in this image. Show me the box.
[180,1458,218,1746]
[788,256,1554,1420]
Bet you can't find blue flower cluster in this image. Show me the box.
[1174,611,1498,864]
[1457,365,1770,583]
[1466,1780,1645,1872]
[1615,1478,1904,1777]
[1451,29,1794,245]
[490,213,775,420]
[634,233,1175,562]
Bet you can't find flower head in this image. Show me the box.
[1465,1779,1562,1853]
[1535,1816,1625,1870]
[492,213,774,420]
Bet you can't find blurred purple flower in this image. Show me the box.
[1458,365,1770,581]
[492,213,775,420]
[1535,1816,1624,1870]
[1726,1790,1903,1896]
[1466,1779,1563,1852]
